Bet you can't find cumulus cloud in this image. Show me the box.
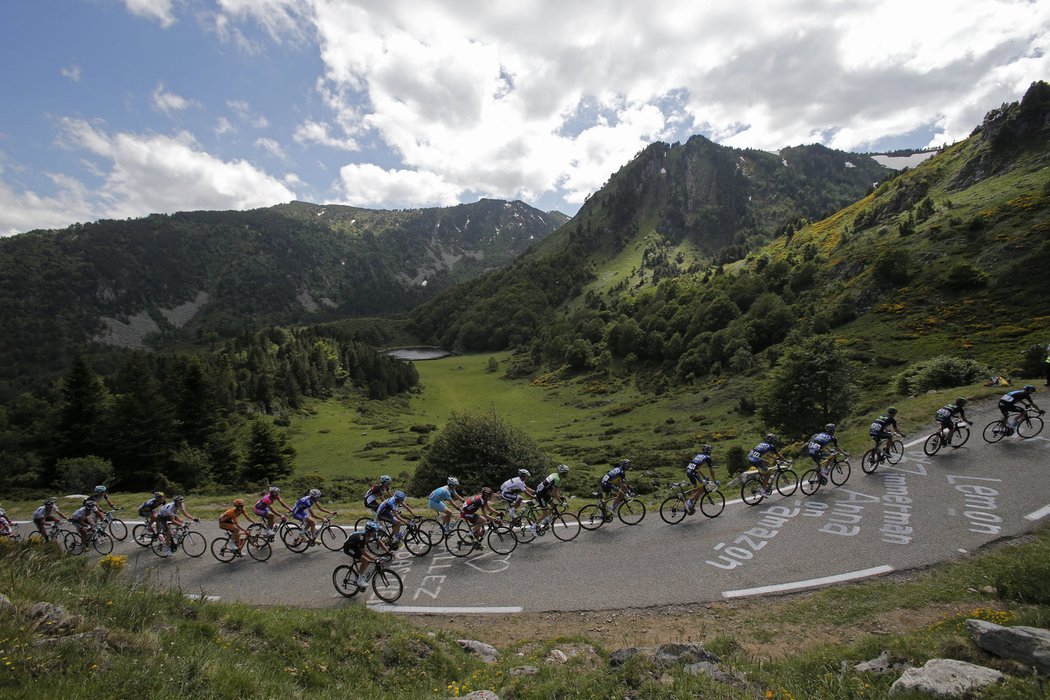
[152,83,199,116]
[214,117,235,136]
[293,120,359,151]
[123,0,176,28]
[60,65,81,82]
[254,137,288,161]
[337,163,461,208]
[228,99,269,128]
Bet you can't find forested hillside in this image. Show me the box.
[0,199,564,398]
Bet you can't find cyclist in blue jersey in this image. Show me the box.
[748,435,787,497]
[806,424,840,485]
[375,490,417,546]
[531,464,569,536]
[684,445,718,515]
[599,459,632,515]
[499,469,535,522]
[428,477,463,534]
[997,385,1043,434]
[934,398,969,448]
[869,408,905,454]
[290,489,338,546]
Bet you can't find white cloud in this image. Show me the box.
[337,163,461,208]
[60,65,81,82]
[228,99,269,128]
[0,170,95,235]
[123,0,176,28]
[152,83,199,115]
[254,137,288,161]
[293,120,358,151]
[214,117,235,136]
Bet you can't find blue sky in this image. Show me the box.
[1,0,1047,235]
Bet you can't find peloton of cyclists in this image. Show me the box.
[998,385,1044,435]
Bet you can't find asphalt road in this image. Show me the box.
[50,401,1050,614]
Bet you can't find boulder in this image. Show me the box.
[460,692,499,700]
[609,647,642,668]
[890,658,1004,697]
[508,666,539,677]
[546,649,568,664]
[854,650,910,675]
[966,619,1050,676]
[653,642,721,666]
[29,602,81,635]
[684,660,747,685]
[457,639,500,664]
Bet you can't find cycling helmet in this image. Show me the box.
[82,498,95,507]
[364,520,379,533]
[765,433,778,445]
[379,475,392,485]
[824,423,836,433]
[557,464,570,474]
[481,486,493,498]
[268,486,280,494]
[309,488,322,499]
[94,485,108,494]
[233,498,245,507]
[447,476,460,487]
[619,459,631,469]
[1024,384,1036,393]
[955,397,967,406]
[700,444,712,455]
[887,407,898,415]
[153,491,165,499]
[174,495,185,502]
[393,490,406,502]
[517,469,531,479]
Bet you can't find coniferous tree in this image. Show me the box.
[53,356,108,464]
[242,419,295,484]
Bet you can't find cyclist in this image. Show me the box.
[342,520,390,590]
[253,485,292,537]
[69,498,100,546]
[427,477,463,534]
[499,469,535,522]
[684,445,718,515]
[0,504,14,538]
[155,495,198,556]
[88,484,120,512]
[599,459,632,515]
[869,408,905,455]
[136,491,166,536]
[290,489,338,546]
[32,498,68,541]
[806,424,840,485]
[934,397,969,448]
[218,499,258,556]
[532,464,569,536]
[460,487,501,547]
[363,475,392,514]
[748,434,787,497]
[375,490,417,547]
[998,385,1044,435]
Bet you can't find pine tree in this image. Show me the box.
[242,419,294,483]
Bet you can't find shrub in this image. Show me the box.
[54,455,115,493]
[995,552,1050,604]
[725,446,747,475]
[759,334,857,437]
[943,261,988,290]
[1020,343,1048,378]
[894,356,989,395]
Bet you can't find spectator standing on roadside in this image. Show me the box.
[1044,341,1050,386]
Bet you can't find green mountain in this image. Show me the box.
[410,81,1050,385]
[0,199,565,395]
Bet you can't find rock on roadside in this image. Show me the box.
[966,619,1050,676]
[457,639,500,664]
[890,658,1004,697]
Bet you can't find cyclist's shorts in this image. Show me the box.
[870,430,891,441]
[938,416,954,429]
[253,504,270,517]
[138,508,154,519]
[999,400,1024,414]
[686,470,700,486]
[810,450,827,464]
[535,488,553,506]
[343,542,366,559]
[376,511,396,524]
[155,514,173,523]
[290,510,309,522]
[599,480,616,494]
[32,517,45,526]
[462,512,480,524]
[70,516,89,525]
[500,491,519,505]
[363,497,379,511]
[748,457,770,471]
[428,497,446,513]
[219,520,238,533]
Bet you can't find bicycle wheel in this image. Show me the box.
[444,528,477,558]
[799,469,822,495]
[741,479,764,506]
[92,532,114,555]
[617,499,646,526]
[513,518,536,543]
[923,432,942,457]
[108,519,128,541]
[982,420,1006,444]
[247,534,272,562]
[371,567,404,603]
[151,534,172,558]
[659,496,687,524]
[367,529,395,557]
[211,536,236,563]
[354,516,375,532]
[776,469,798,496]
[487,524,517,555]
[403,528,433,557]
[417,518,445,545]
[320,524,347,552]
[861,449,879,474]
[577,504,606,530]
[887,439,904,464]
[551,513,581,541]
[700,490,725,518]
[1018,414,1045,439]
[952,425,970,447]
[132,523,154,547]
[332,564,360,598]
[182,531,207,558]
[64,532,86,555]
[830,459,851,486]
[282,525,310,553]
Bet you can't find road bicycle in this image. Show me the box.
[132,519,161,547]
[100,508,128,541]
[211,530,272,563]
[923,419,970,456]
[861,437,905,474]
[514,500,580,543]
[151,521,206,558]
[730,459,798,506]
[577,486,646,530]
[369,516,441,557]
[332,554,403,603]
[27,520,69,545]
[444,514,517,557]
[800,452,851,495]
[65,519,114,556]
[659,478,725,524]
[982,408,1045,443]
[246,515,293,544]
[0,523,21,542]
[282,515,346,553]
